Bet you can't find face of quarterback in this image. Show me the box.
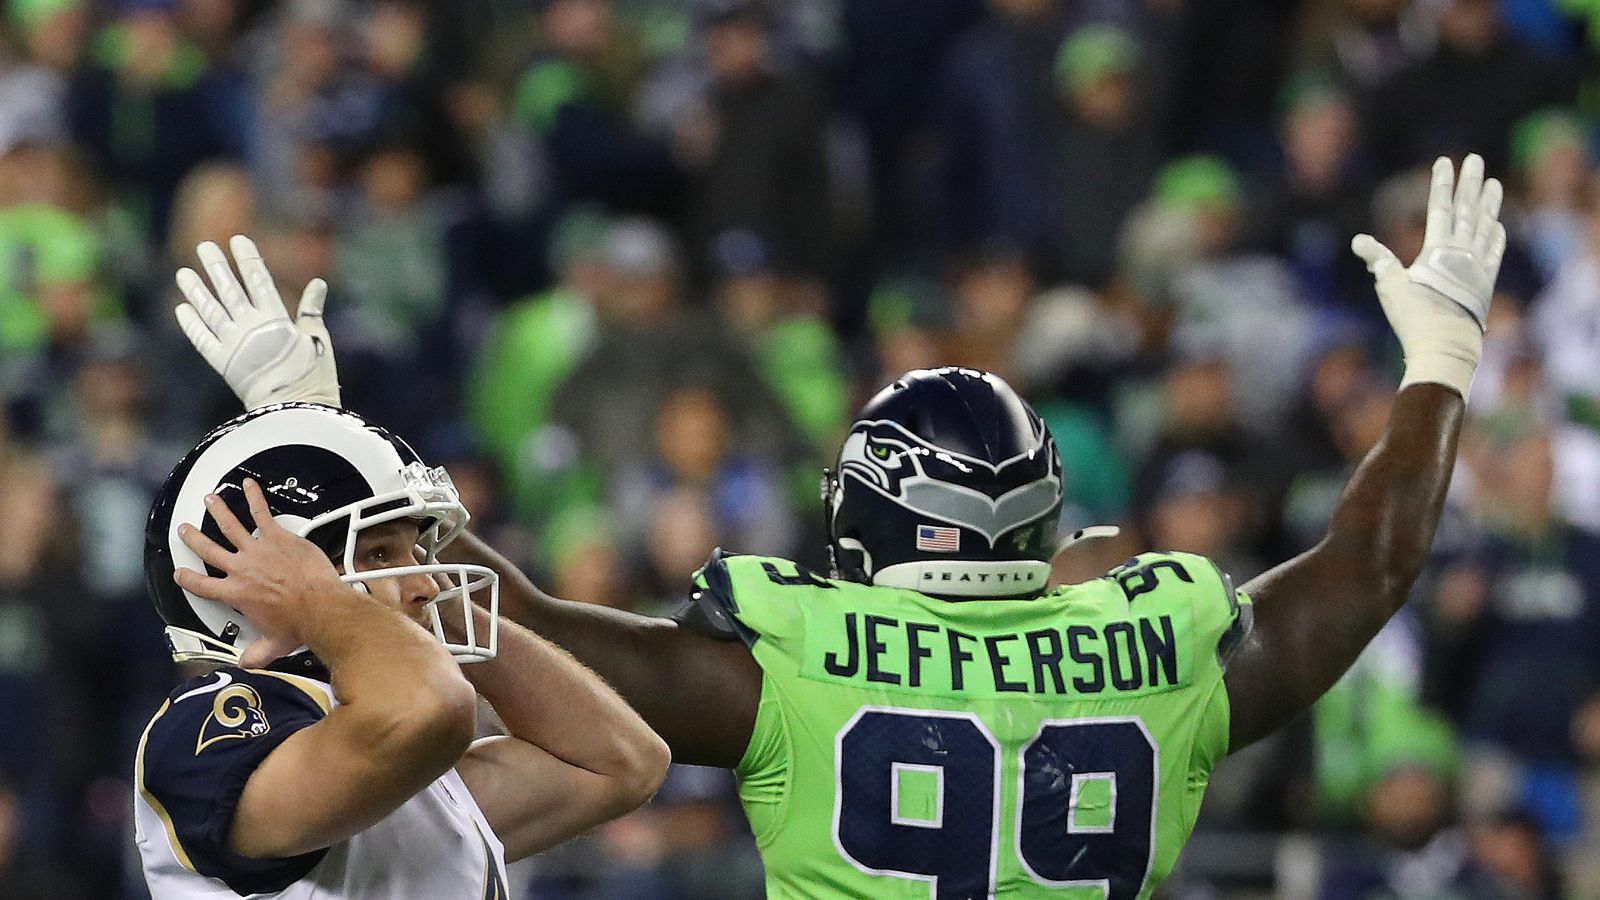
[337,519,439,623]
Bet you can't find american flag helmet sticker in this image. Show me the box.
[916,524,961,552]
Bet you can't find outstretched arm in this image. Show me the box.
[444,532,762,769]
[454,603,671,861]
[1225,154,1506,751]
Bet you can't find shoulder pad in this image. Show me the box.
[1108,551,1253,669]
[674,549,757,645]
[138,668,329,893]
[673,550,837,647]
[668,544,755,640]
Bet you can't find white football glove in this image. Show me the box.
[1351,153,1506,399]
[174,235,341,410]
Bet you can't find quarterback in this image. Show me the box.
[136,241,669,898]
[181,154,1504,898]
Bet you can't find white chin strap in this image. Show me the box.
[1053,525,1121,557]
[873,559,1054,598]
[166,627,248,665]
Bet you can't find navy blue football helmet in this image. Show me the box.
[823,368,1065,598]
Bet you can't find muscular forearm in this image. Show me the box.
[304,588,476,760]
[459,606,667,781]
[445,532,759,767]
[1230,383,1464,746]
[230,591,477,858]
[1315,383,1463,602]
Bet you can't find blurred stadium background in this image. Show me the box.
[1,0,1599,896]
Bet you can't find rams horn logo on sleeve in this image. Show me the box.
[196,684,271,754]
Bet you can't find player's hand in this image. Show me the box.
[1351,153,1506,399]
[174,235,341,410]
[174,478,351,667]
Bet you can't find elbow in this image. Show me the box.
[369,672,478,771]
[1320,528,1426,609]
[1373,561,1425,604]
[1368,531,1431,604]
[609,731,671,815]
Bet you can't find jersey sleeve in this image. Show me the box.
[136,668,331,894]
[1108,551,1253,775]
[1108,551,1253,673]
[673,549,823,651]
[674,548,758,645]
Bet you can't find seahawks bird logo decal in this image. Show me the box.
[838,420,1062,546]
[196,683,271,754]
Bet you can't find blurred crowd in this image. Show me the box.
[2,0,1600,897]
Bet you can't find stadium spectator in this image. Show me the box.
[1158,0,1301,169]
[935,0,1062,259]
[45,340,176,897]
[1364,0,1577,175]
[1262,79,1374,315]
[1423,425,1600,840]
[1530,194,1600,432]
[245,0,351,220]
[0,405,63,889]
[864,273,954,386]
[1046,23,1158,287]
[943,244,1036,383]
[1510,108,1592,283]
[0,0,83,154]
[468,207,608,520]
[678,2,833,281]
[1124,336,1278,578]
[837,0,984,265]
[1277,374,1393,555]
[360,0,479,188]
[540,505,632,611]
[1143,448,1263,579]
[708,229,849,458]
[614,384,798,567]
[64,0,245,243]
[331,140,463,436]
[1155,155,1317,429]
[1292,0,1431,90]
[513,0,680,212]
[544,217,800,492]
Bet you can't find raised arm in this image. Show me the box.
[1224,154,1505,751]
[453,603,671,861]
[445,532,762,769]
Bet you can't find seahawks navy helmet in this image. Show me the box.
[824,368,1064,598]
[145,403,498,672]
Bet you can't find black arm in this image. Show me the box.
[445,532,762,769]
[1225,383,1465,751]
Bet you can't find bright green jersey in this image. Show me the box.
[687,551,1253,900]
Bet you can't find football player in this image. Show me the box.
[137,319,669,895]
[177,153,1503,898]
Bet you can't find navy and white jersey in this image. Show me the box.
[134,667,510,899]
